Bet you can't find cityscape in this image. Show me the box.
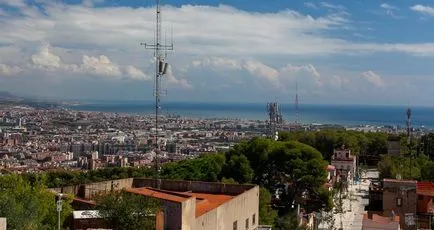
[1,0,434,230]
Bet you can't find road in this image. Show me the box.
[319,170,379,230]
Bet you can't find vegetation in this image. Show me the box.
[94,190,161,230]
[0,174,72,230]
[279,130,388,164]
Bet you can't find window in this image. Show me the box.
[233,221,237,230]
[396,197,402,207]
[245,218,249,229]
[252,214,256,225]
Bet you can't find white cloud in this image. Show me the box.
[381,3,397,10]
[410,4,434,16]
[320,2,346,10]
[165,65,192,89]
[124,65,150,80]
[19,43,156,81]
[361,71,385,87]
[0,0,26,8]
[82,0,104,8]
[243,60,280,84]
[380,3,400,18]
[0,2,434,102]
[304,2,318,9]
[0,64,22,76]
[190,57,322,89]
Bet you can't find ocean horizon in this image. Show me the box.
[66,101,434,129]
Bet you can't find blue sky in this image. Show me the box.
[1,0,434,105]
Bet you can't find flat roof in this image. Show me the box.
[125,187,235,217]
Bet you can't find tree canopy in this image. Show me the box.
[94,190,161,230]
[0,174,72,230]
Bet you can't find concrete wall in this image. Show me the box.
[0,218,5,230]
[133,178,255,195]
[181,198,196,230]
[52,178,134,199]
[163,200,183,230]
[417,196,433,213]
[195,185,260,230]
[383,188,417,229]
[83,178,133,199]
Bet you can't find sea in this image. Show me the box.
[68,101,434,129]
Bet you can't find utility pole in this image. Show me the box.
[141,0,173,186]
[56,193,64,230]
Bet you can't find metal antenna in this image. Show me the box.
[140,0,174,186]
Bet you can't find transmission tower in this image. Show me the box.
[141,0,173,183]
[294,76,300,128]
[407,107,412,177]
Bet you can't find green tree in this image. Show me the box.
[0,174,72,230]
[222,154,254,184]
[259,187,278,226]
[94,190,161,230]
[275,212,307,230]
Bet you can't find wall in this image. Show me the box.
[133,178,255,195]
[181,198,196,230]
[417,195,433,213]
[84,178,133,199]
[52,178,134,199]
[383,187,417,230]
[163,200,183,230]
[0,218,5,230]
[362,219,400,230]
[195,186,259,230]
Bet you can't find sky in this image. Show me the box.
[1,0,434,105]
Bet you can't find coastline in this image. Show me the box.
[63,101,434,129]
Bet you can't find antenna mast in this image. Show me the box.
[141,0,173,184]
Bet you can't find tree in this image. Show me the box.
[258,187,278,226]
[222,154,254,184]
[231,138,332,214]
[94,190,161,230]
[275,212,307,230]
[0,174,72,230]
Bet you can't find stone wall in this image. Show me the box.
[133,178,255,195]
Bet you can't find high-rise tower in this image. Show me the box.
[267,101,283,140]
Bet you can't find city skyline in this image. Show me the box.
[1,0,434,105]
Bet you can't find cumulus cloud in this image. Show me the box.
[190,57,322,89]
[24,43,153,81]
[164,65,192,89]
[1,1,434,58]
[361,71,385,87]
[410,5,434,16]
[0,1,432,102]
[0,64,22,76]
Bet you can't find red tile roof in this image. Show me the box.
[417,182,434,197]
[326,165,336,171]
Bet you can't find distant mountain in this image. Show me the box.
[0,91,23,101]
